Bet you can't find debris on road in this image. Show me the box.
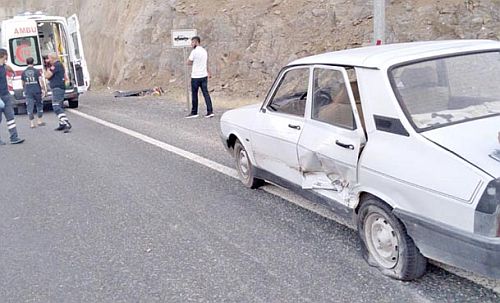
[114,87,165,98]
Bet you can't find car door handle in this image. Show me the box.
[335,140,355,150]
[288,124,301,130]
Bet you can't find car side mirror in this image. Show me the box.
[261,108,267,113]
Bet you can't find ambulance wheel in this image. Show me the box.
[14,105,27,115]
[68,98,79,108]
[357,196,427,280]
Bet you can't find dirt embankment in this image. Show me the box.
[1,0,500,98]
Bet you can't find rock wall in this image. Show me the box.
[2,0,500,97]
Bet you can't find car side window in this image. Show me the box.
[311,68,356,130]
[267,68,309,117]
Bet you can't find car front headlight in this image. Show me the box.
[475,179,500,237]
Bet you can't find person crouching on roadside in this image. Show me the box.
[44,53,71,133]
[22,57,46,128]
[0,48,24,145]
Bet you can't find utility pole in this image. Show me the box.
[374,0,385,45]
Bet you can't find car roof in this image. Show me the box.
[288,40,500,69]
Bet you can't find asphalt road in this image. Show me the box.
[0,92,498,302]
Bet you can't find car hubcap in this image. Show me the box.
[364,213,399,269]
[238,149,250,180]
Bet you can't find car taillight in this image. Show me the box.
[475,179,500,237]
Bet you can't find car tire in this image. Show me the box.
[357,196,427,280]
[234,139,264,189]
[68,98,79,108]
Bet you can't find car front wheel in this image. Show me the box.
[234,139,264,189]
[357,196,427,280]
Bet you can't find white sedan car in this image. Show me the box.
[221,40,500,280]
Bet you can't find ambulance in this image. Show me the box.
[0,12,90,113]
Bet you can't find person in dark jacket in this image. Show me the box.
[0,48,24,145]
[22,57,46,128]
[44,53,71,133]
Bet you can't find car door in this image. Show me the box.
[297,66,366,205]
[67,14,90,92]
[251,66,311,185]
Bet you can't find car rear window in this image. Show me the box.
[390,51,500,131]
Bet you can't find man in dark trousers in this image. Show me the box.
[0,48,24,145]
[22,57,46,128]
[45,53,71,133]
[186,36,214,118]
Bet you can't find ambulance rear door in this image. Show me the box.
[67,14,89,92]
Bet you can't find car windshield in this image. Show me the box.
[391,51,500,131]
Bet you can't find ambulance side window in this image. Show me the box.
[9,37,41,66]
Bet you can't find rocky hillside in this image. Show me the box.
[2,0,500,97]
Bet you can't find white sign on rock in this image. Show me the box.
[171,29,197,48]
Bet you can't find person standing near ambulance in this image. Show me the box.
[45,53,72,132]
[22,57,46,128]
[0,48,24,145]
[185,36,214,118]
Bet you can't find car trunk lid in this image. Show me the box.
[422,115,500,178]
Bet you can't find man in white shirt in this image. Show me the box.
[186,36,214,118]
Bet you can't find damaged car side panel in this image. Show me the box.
[298,66,366,200]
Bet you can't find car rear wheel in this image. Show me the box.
[357,196,427,280]
[234,139,264,189]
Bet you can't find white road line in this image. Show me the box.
[68,110,346,223]
[69,109,500,293]
[69,109,239,179]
